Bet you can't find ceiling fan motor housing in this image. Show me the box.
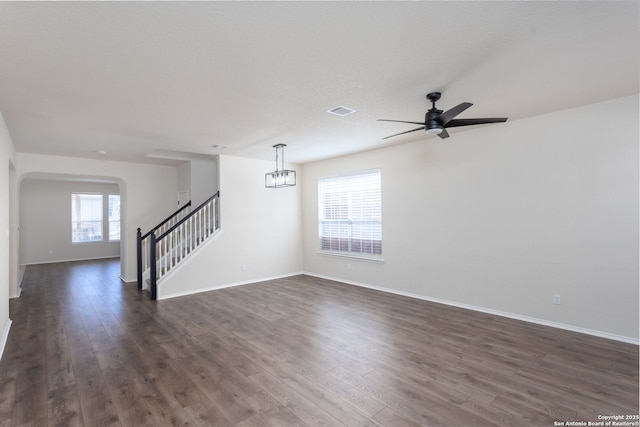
[425,110,443,133]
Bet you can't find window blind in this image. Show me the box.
[318,169,382,257]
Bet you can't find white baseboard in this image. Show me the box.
[304,272,639,346]
[119,274,137,284]
[10,265,26,298]
[158,271,305,301]
[22,255,120,266]
[0,319,12,361]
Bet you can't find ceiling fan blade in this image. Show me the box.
[436,102,473,125]
[444,117,508,128]
[381,126,425,140]
[438,128,450,139]
[377,119,425,126]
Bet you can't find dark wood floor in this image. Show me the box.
[0,259,637,426]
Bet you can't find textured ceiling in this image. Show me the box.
[0,1,638,165]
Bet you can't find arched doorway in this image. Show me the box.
[16,172,127,287]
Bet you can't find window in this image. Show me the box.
[71,193,121,243]
[71,193,103,243]
[108,194,121,241]
[318,169,382,259]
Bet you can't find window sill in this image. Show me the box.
[316,250,384,263]
[71,240,119,245]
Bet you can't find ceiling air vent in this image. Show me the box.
[327,106,356,117]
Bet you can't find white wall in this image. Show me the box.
[16,153,178,282]
[19,179,120,264]
[159,154,303,298]
[177,161,190,206]
[8,160,18,298]
[176,157,218,208]
[190,157,218,206]
[0,113,17,358]
[302,95,639,342]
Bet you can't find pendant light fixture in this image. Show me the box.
[265,144,296,188]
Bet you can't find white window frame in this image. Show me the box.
[71,193,121,244]
[108,194,121,242]
[317,169,383,261]
[71,193,103,243]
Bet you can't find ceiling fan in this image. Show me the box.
[378,92,508,140]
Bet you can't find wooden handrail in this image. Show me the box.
[157,191,219,241]
[140,201,192,240]
[137,201,192,289]
[145,191,220,300]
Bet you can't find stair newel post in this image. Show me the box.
[136,227,143,290]
[150,230,157,301]
[216,191,220,230]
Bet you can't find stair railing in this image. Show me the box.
[148,191,220,300]
[137,201,192,290]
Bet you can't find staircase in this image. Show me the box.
[137,191,220,300]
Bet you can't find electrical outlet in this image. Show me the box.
[241,264,247,272]
[553,294,561,305]
[347,263,352,270]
